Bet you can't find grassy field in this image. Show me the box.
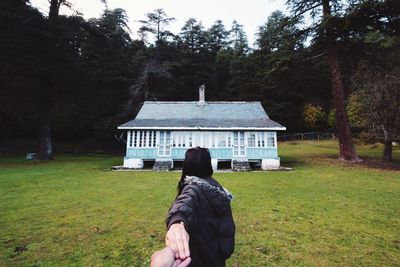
[0,141,399,266]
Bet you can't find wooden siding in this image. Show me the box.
[125,130,279,160]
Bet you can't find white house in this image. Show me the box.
[118,86,286,170]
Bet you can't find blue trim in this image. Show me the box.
[171,148,187,159]
[126,147,278,160]
[126,148,156,159]
[209,148,232,159]
[247,147,277,159]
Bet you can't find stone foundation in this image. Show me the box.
[261,159,280,170]
[123,158,144,169]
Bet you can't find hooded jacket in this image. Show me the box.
[166,176,235,267]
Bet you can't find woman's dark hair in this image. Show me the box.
[177,147,213,194]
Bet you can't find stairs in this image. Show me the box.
[153,160,173,171]
[232,160,251,172]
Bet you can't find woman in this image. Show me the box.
[165,147,235,267]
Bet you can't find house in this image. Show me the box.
[117,86,286,170]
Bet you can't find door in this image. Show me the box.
[233,131,246,157]
[158,131,171,156]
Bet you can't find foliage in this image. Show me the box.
[1,1,399,155]
[346,92,366,129]
[138,8,175,43]
[303,103,326,129]
[353,62,400,160]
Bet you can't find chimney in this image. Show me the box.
[199,84,205,103]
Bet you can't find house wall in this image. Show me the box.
[124,130,279,163]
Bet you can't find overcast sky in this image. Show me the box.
[30,0,288,46]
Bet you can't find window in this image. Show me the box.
[218,135,226,147]
[267,132,275,147]
[158,131,172,156]
[248,133,256,147]
[180,134,185,147]
[128,131,132,147]
[139,131,143,147]
[233,131,245,156]
[172,132,190,148]
[240,132,245,155]
[133,131,137,147]
[148,131,152,147]
[165,131,171,155]
[143,131,148,147]
[233,132,238,156]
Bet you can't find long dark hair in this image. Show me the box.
[177,147,213,194]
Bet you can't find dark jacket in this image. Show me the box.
[166,176,235,267]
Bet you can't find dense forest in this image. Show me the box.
[1,0,399,160]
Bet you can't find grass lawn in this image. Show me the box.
[0,141,399,266]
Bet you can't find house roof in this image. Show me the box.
[118,101,286,130]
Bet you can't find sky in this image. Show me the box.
[30,0,288,46]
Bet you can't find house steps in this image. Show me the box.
[153,160,173,171]
[232,160,251,172]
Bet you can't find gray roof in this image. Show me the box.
[118,101,286,130]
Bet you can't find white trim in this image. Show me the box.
[127,130,131,148]
[118,126,286,131]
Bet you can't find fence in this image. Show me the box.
[278,131,336,142]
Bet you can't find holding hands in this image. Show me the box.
[165,222,190,260]
[150,247,191,267]
[150,222,191,267]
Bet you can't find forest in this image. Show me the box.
[1,0,399,160]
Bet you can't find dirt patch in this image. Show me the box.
[311,155,400,171]
[356,158,400,171]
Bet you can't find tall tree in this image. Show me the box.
[287,0,361,161]
[82,8,139,141]
[229,20,249,55]
[38,0,108,158]
[179,18,206,53]
[353,63,400,161]
[138,9,175,43]
[206,20,229,54]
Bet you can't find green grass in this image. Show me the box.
[0,141,399,266]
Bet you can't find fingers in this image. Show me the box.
[174,230,185,260]
[165,223,190,260]
[174,225,190,259]
[176,257,191,267]
[150,247,175,267]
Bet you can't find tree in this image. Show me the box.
[353,62,400,161]
[303,104,326,129]
[82,8,140,142]
[256,10,304,52]
[287,0,361,161]
[179,18,206,53]
[0,0,94,159]
[229,20,249,55]
[138,9,175,43]
[253,10,315,131]
[206,20,229,54]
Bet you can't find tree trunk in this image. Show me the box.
[382,127,392,161]
[49,0,60,22]
[36,0,59,160]
[323,0,361,162]
[383,141,392,161]
[38,102,53,160]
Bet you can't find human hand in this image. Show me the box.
[150,247,191,267]
[165,222,190,260]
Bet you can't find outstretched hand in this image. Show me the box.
[150,247,191,267]
[165,222,190,260]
